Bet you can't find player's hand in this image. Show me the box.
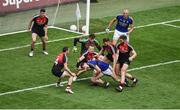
[129,57,133,62]
[71,73,76,77]
[73,75,77,81]
[105,28,110,33]
[27,28,31,32]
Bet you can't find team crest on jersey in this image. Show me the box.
[36,17,47,25]
[119,43,129,53]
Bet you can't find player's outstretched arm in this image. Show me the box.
[127,17,134,35]
[106,18,117,32]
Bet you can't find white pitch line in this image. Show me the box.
[162,23,180,29]
[0,30,28,37]
[0,18,180,52]
[50,26,84,35]
[0,60,179,96]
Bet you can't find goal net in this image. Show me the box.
[0,0,90,36]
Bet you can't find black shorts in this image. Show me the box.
[117,59,131,68]
[76,60,86,69]
[51,64,64,77]
[32,28,45,37]
[105,54,113,62]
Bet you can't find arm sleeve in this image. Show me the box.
[129,18,133,24]
[79,39,87,43]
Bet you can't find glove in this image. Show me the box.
[105,28,110,33]
[72,46,78,52]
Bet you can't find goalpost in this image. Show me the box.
[51,0,90,35]
[0,0,90,36]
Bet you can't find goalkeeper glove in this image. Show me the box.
[105,28,110,33]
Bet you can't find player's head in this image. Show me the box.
[88,46,94,53]
[119,35,127,42]
[62,47,69,54]
[103,38,110,45]
[40,8,46,17]
[88,34,95,41]
[123,9,129,18]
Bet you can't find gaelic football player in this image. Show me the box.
[51,47,76,94]
[98,38,116,70]
[28,9,49,57]
[86,59,121,88]
[106,9,134,45]
[115,35,138,92]
[76,46,98,76]
[72,34,101,54]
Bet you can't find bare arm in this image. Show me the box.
[98,49,103,56]
[129,50,137,61]
[28,19,33,31]
[107,18,117,29]
[128,17,134,34]
[77,67,90,76]
[64,62,75,76]
[77,55,85,63]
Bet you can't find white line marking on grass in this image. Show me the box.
[0,60,179,96]
[50,26,84,35]
[0,19,180,52]
[162,23,180,29]
[0,30,28,37]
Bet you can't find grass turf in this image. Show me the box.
[0,6,180,109]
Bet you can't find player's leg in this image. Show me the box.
[73,38,80,52]
[126,73,138,87]
[61,71,74,94]
[115,63,120,76]
[126,34,130,42]
[112,30,120,45]
[51,65,64,87]
[115,63,128,92]
[29,33,37,57]
[76,63,89,77]
[91,72,109,88]
[40,36,48,55]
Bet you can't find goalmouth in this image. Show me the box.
[0,0,90,37]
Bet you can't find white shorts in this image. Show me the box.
[102,66,113,76]
[113,29,129,42]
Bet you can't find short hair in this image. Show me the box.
[103,38,110,43]
[40,8,46,12]
[62,47,69,52]
[89,33,95,39]
[120,35,127,40]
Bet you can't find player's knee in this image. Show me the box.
[32,40,36,43]
[121,68,126,74]
[42,40,46,44]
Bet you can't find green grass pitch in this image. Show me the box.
[0,6,180,109]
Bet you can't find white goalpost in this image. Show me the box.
[51,0,90,35]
